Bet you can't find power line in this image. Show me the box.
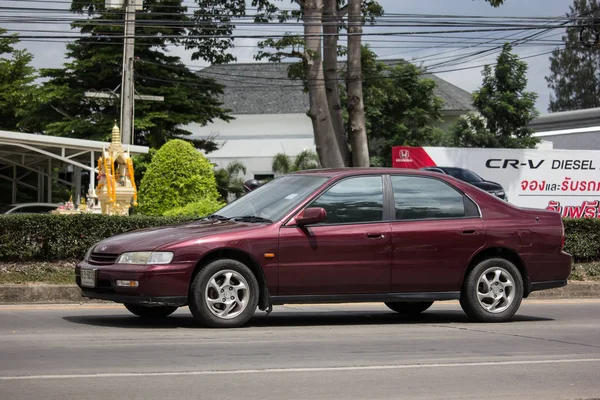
[127,46,566,91]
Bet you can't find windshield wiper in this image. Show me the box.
[231,215,273,223]
[206,214,229,220]
[205,214,272,223]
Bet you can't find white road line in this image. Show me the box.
[2,358,600,381]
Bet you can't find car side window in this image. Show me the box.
[391,175,468,220]
[309,176,384,224]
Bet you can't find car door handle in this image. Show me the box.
[460,229,477,235]
[366,233,385,239]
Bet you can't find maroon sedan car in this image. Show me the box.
[76,168,571,328]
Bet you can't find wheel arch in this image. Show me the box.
[190,248,271,310]
[463,247,531,297]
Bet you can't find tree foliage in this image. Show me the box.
[137,139,220,216]
[214,161,247,202]
[254,0,383,168]
[0,28,37,132]
[272,150,320,174]
[23,1,234,149]
[449,43,540,149]
[546,0,600,112]
[253,0,506,167]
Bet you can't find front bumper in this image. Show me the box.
[75,261,195,305]
[80,291,188,306]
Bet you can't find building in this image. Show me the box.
[530,107,600,150]
[0,129,148,206]
[187,60,476,181]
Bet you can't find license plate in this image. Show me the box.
[80,268,96,288]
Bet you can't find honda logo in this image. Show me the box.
[99,246,107,252]
[397,149,412,162]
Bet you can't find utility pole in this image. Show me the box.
[119,0,138,146]
[85,0,163,145]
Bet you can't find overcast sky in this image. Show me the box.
[4,0,576,113]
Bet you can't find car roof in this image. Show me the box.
[290,167,443,178]
[6,203,60,207]
[422,166,463,170]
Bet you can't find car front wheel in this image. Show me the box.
[124,303,178,318]
[460,258,523,322]
[188,259,259,328]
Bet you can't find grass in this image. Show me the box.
[1,261,599,285]
[568,262,600,282]
[0,262,76,284]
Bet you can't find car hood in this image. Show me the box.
[90,219,264,254]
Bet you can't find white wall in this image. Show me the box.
[185,111,468,179]
[186,114,315,180]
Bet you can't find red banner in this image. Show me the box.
[391,146,437,169]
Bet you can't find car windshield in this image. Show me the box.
[211,175,329,222]
[0,205,15,214]
[444,168,483,183]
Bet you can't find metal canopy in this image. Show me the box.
[0,130,149,205]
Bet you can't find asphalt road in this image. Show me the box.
[1,300,600,400]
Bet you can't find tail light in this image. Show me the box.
[560,220,565,249]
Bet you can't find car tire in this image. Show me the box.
[385,301,433,315]
[460,257,523,323]
[124,303,178,318]
[188,259,259,328]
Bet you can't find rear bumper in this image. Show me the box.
[80,291,187,306]
[529,279,567,293]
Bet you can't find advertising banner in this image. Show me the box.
[392,146,600,218]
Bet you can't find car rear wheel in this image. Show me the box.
[124,303,178,318]
[188,259,259,328]
[460,258,523,322]
[385,301,433,315]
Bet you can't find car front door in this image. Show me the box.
[277,175,392,296]
[388,174,486,294]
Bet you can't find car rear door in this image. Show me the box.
[387,174,486,293]
[277,174,392,296]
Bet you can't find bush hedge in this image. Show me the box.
[1,215,599,263]
[0,214,196,262]
[137,139,220,216]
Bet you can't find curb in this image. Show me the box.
[0,285,107,304]
[1,282,599,304]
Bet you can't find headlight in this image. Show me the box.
[116,252,174,265]
[83,246,93,262]
[488,189,505,198]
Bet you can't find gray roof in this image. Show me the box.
[198,59,474,115]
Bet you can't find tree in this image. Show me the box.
[254,0,382,168]
[0,29,37,132]
[255,0,504,167]
[546,0,600,112]
[24,1,236,150]
[214,161,247,202]
[272,150,320,174]
[346,0,369,167]
[449,43,540,149]
[340,46,445,167]
[137,139,221,216]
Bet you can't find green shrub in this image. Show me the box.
[163,198,225,217]
[137,139,220,216]
[562,218,600,262]
[0,214,195,262]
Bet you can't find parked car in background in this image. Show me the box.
[420,166,508,201]
[0,203,60,214]
[76,168,570,328]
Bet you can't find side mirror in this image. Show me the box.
[295,207,327,226]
